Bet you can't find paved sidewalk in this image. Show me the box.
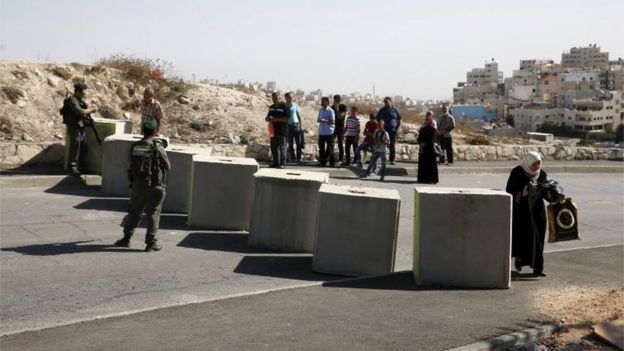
[1,160,622,189]
[2,245,622,351]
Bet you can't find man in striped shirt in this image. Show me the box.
[140,87,164,135]
[343,106,361,166]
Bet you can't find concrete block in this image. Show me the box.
[413,187,512,289]
[249,169,329,252]
[163,146,211,213]
[64,118,133,174]
[101,134,169,196]
[188,155,259,229]
[313,184,401,276]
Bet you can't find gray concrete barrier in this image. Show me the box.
[414,187,512,289]
[64,118,132,175]
[249,169,329,252]
[101,134,169,196]
[313,184,401,276]
[163,146,210,213]
[188,155,259,230]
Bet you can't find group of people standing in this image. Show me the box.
[265,93,403,173]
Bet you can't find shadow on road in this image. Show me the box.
[511,271,541,281]
[43,180,111,197]
[75,198,128,212]
[0,240,143,255]
[234,255,341,282]
[323,271,498,291]
[178,232,253,253]
[177,232,302,254]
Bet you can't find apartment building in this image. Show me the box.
[561,45,609,69]
[511,91,622,132]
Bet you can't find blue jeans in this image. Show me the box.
[366,151,386,177]
[356,142,376,170]
[287,124,303,162]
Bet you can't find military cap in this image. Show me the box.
[143,119,158,131]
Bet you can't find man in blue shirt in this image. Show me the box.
[376,97,401,165]
[317,97,335,167]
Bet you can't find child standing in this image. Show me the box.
[356,112,379,168]
[365,120,389,181]
[343,106,361,166]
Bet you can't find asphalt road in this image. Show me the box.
[1,172,623,343]
[2,246,622,351]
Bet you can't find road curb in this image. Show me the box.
[0,175,101,188]
[448,323,562,351]
[1,163,622,188]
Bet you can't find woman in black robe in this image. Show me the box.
[416,111,439,184]
[506,151,551,277]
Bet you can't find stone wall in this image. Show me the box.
[0,142,65,169]
[1,141,622,169]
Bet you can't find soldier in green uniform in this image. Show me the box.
[60,82,98,176]
[114,119,170,252]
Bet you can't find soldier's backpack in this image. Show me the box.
[128,138,166,187]
[59,95,73,125]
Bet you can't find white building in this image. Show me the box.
[266,81,277,92]
[562,45,609,69]
[511,91,622,132]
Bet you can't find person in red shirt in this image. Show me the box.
[355,112,379,168]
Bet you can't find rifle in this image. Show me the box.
[83,115,102,145]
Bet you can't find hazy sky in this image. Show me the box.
[1,0,622,100]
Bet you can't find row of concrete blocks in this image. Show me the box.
[99,134,513,289]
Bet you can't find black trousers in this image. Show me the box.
[441,136,453,164]
[345,136,359,164]
[333,128,344,162]
[270,135,287,166]
[387,130,397,162]
[318,135,335,165]
[67,125,86,171]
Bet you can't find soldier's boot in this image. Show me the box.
[144,235,162,252]
[70,162,81,177]
[114,234,132,248]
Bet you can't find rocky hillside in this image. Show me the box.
[0,60,318,145]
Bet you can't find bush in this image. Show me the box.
[2,86,24,104]
[456,118,479,134]
[52,66,73,80]
[466,134,492,145]
[94,54,191,100]
[0,116,14,134]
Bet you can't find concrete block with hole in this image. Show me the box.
[413,187,512,289]
[64,117,133,175]
[188,155,259,230]
[101,134,169,196]
[163,146,211,213]
[312,184,401,276]
[248,169,329,252]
